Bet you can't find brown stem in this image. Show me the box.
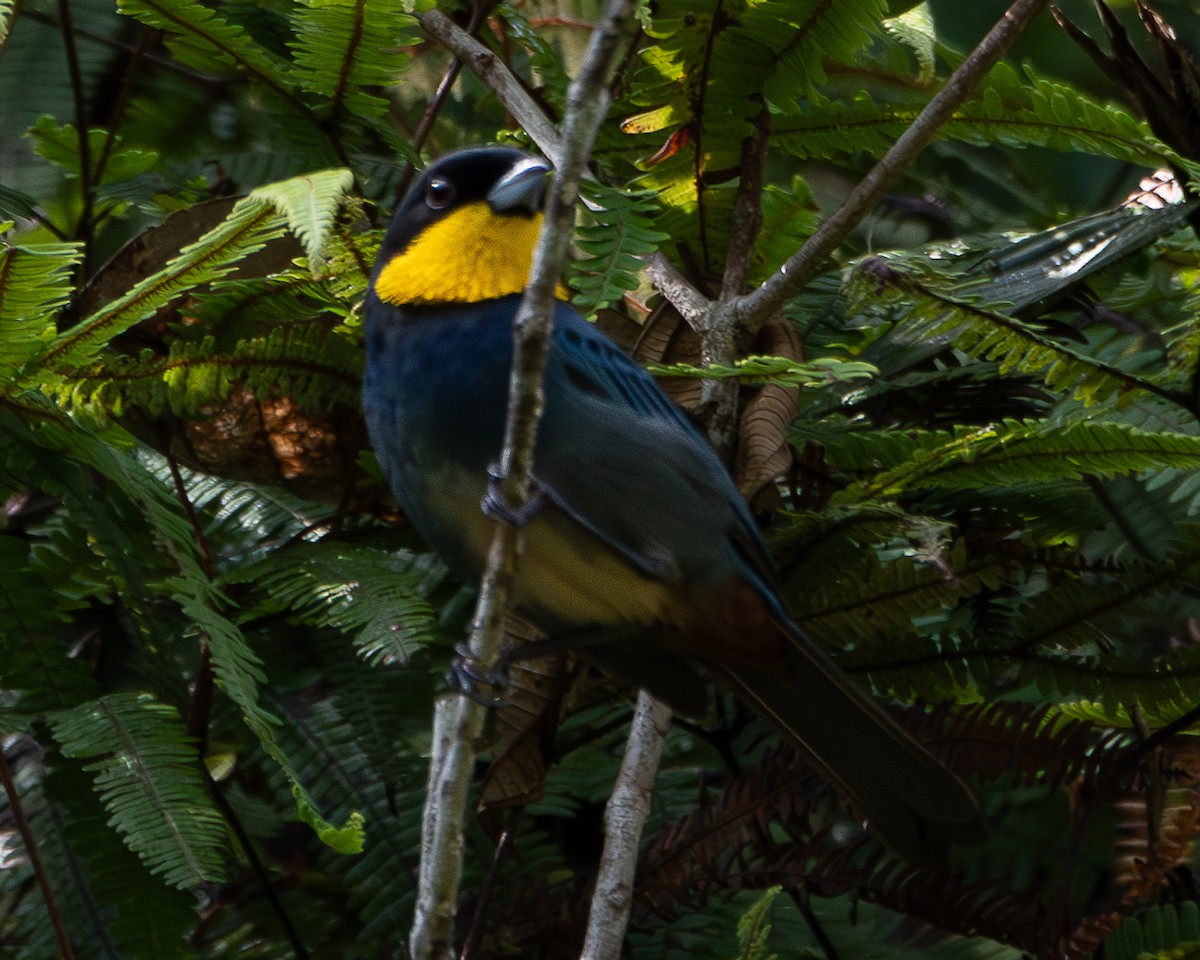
[58,0,93,272]
[0,742,77,960]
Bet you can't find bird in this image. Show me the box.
[361,145,981,862]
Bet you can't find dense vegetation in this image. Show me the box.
[3,0,1200,956]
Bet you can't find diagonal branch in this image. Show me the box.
[730,0,1054,330]
[417,9,565,166]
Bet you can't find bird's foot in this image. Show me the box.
[481,463,547,527]
[449,641,511,707]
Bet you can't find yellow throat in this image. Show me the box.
[375,202,545,306]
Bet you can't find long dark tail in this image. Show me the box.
[712,620,982,863]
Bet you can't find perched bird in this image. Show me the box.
[362,146,980,861]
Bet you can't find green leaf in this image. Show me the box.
[47,693,227,889]
[570,180,671,313]
[117,0,294,96]
[289,0,417,120]
[651,354,877,387]
[733,886,780,960]
[41,196,287,371]
[26,116,160,182]
[838,420,1200,501]
[775,62,1177,168]
[0,238,81,386]
[248,167,354,265]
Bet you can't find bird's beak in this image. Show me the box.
[487,156,551,215]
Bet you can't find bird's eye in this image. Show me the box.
[425,178,454,210]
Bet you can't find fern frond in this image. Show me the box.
[839,419,1200,501]
[226,540,440,667]
[750,0,886,102]
[249,167,354,265]
[499,3,570,110]
[570,180,670,314]
[46,693,227,888]
[41,201,288,371]
[288,0,417,121]
[775,62,1176,168]
[42,170,352,373]
[116,0,295,98]
[0,238,81,386]
[651,354,876,388]
[26,116,160,183]
[841,258,1179,408]
[788,538,1006,660]
[0,533,99,717]
[39,761,200,959]
[63,306,361,419]
[1102,903,1200,960]
[178,592,366,854]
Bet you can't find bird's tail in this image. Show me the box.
[712,620,982,863]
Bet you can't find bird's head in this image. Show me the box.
[373,147,551,307]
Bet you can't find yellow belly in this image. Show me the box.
[457,504,678,632]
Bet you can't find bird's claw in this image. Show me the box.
[482,463,547,527]
[449,641,511,708]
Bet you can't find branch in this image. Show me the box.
[731,0,1054,329]
[642,251,709,328]
[0,739,76,960]
[580,692,674,960]
[417,9,565,166]
[719,103,770,301]
[407,3,637,957]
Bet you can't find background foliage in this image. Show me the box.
[3,0,1200,957]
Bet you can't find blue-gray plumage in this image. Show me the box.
[362,147,982,861]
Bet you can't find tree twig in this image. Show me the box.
[0,738,77,960]
[417,9,565,166]
[732,0,1053,330]
[580,691,673,960]
[58,0,93,273]
[407,3,636,957]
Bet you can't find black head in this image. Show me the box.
[370,147,552,307]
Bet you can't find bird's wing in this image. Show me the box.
[531,304,774,586]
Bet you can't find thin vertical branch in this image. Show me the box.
[0,740,77,960]
[57,0,93,271]
[579,692,673,960]
[407,3,637,958]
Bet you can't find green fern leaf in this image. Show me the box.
[176,591,366,854]
[570,181,671,313]
[0,238,81,387]
[734,886,781,960]
[288,0,417,121]
[839,420,1200,501]
[41,200,287,372]
[26,116,160,183]
[116,0,294,96]
[225,540,440,667]
[250,167,354,265]
[42,170,351,373]
[841,257,1173,407]
[1102,903,1200,960]
[775,62,1175,168]
[46,693,227,888]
